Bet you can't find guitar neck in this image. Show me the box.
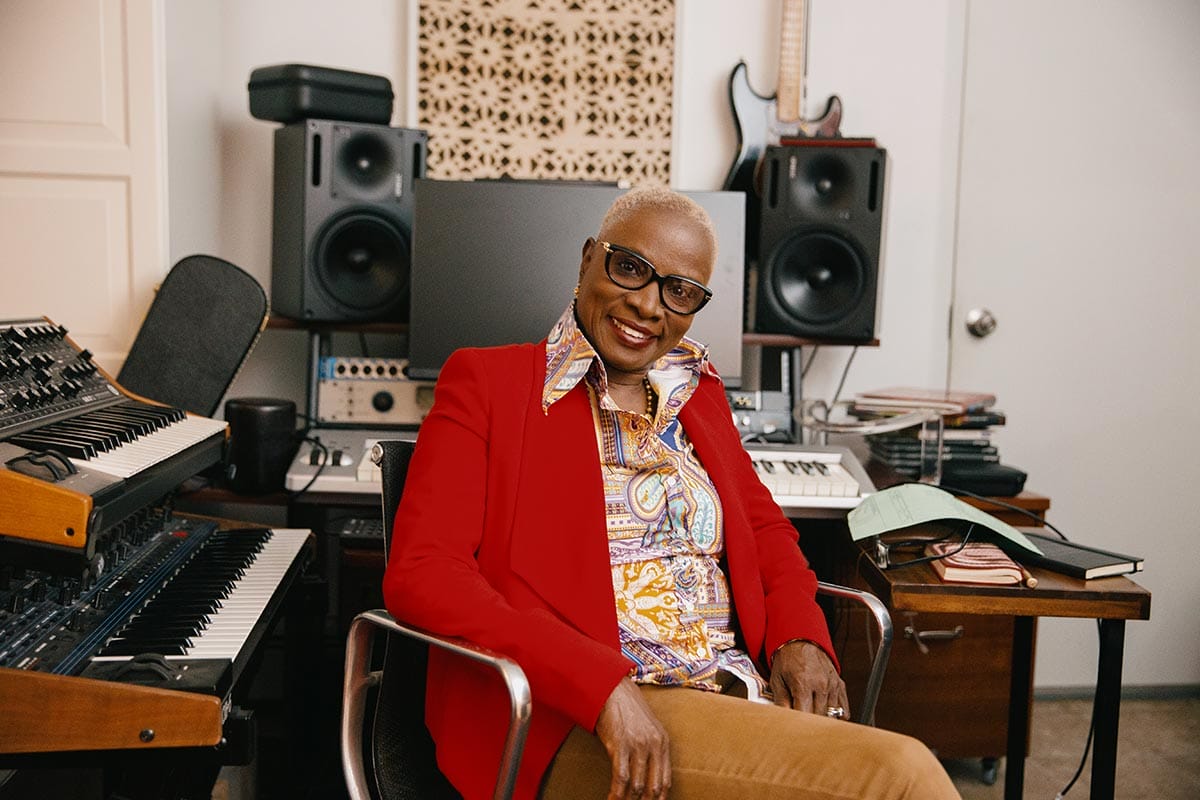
[776,0,807,123]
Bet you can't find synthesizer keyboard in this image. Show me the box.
[0,514,312,754]
[744,443,875,510]
[1,516,310,684]
[0,317,228,555]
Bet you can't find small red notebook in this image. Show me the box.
[925,542,1023,585]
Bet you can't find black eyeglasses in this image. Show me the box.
[872,524,977,570]
[597,240,713,315]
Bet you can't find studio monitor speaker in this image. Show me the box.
[270,119,427,321]
[751,144,887,342]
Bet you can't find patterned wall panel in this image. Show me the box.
[418,0,675,185]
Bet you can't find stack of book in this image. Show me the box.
[850,387,1007,480]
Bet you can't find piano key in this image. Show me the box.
[52,417,132,445]
[9,431,97,459]
[744,446,869,509]
[90,530,309,664]
[68,413,228,478]
[181,534,305,659]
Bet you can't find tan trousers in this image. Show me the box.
[540,685,961,800]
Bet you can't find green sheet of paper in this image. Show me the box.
[847,483,1043,554]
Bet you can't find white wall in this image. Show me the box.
[675,1,961,407]
[165,0,412,413]
[175,0,956,422]
[163,0,1189,690]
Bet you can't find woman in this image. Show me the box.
[383,187,959,800]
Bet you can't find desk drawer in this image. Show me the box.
[839,608,1032,758]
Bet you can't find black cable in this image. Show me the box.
[903,479,1103,796]
[285,435,328,499]
[800,345,821,379]
[879,523,976,570]
[827,346,858,409]
[1056,622,1102,798]
[927,481,1070,541]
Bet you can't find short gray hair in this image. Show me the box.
[597,187,717,262]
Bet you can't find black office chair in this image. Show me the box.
[117,254,268,417]
[342,439,893,800]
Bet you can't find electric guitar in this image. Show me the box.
[722,0,843,195]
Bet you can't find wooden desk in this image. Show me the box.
[796,465,1051,772]
[855,538,1151,800]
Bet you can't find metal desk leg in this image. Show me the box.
[1090,619,1126,799]
[1004,616,1035,799]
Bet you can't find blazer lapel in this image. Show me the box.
[509,380,619,646]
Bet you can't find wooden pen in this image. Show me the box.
[1018,564,1038,588]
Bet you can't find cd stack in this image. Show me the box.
[849,387,1007,480]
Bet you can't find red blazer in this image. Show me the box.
[383,343,835,800]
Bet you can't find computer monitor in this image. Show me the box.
[406,180,746,385]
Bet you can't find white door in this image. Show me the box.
[949,0,1200,687]
[0,0,167,369]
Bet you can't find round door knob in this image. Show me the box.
[965,308,998,338]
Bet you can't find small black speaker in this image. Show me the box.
[224,397,298,495]
[751,144,887,342]
[270,119,427,321]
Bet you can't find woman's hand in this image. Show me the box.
[593,678,671,800]
[769,640,850,719]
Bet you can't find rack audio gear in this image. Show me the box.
[314,356,433,428]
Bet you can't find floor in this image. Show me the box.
[944,696,1200,799]
[5,697,1195,799]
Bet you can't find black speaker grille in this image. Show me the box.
[314,211,411,314]
[768,231,866,325]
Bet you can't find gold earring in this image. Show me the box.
[574,285,579,297]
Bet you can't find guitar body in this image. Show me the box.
[723,61,844,195]
[724,59,842,260]
[723,61,771,195]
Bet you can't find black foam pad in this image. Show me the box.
[117,255,268,416]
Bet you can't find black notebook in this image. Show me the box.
[1002,531,1144,580]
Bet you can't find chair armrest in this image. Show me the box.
[816,581,893,726]
[341,609,532,800]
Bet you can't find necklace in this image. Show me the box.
[643,378,656,417]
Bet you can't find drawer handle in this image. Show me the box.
[903,624,965,654]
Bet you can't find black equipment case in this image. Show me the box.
[248,63,394,125]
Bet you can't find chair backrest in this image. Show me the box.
[369,438,461,800]
[377,438,415,559]
[117,254,268,417]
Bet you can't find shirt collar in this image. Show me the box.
[542,301,714,413]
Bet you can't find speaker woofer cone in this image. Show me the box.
[314,211,410,314]
[768,231,866,326]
